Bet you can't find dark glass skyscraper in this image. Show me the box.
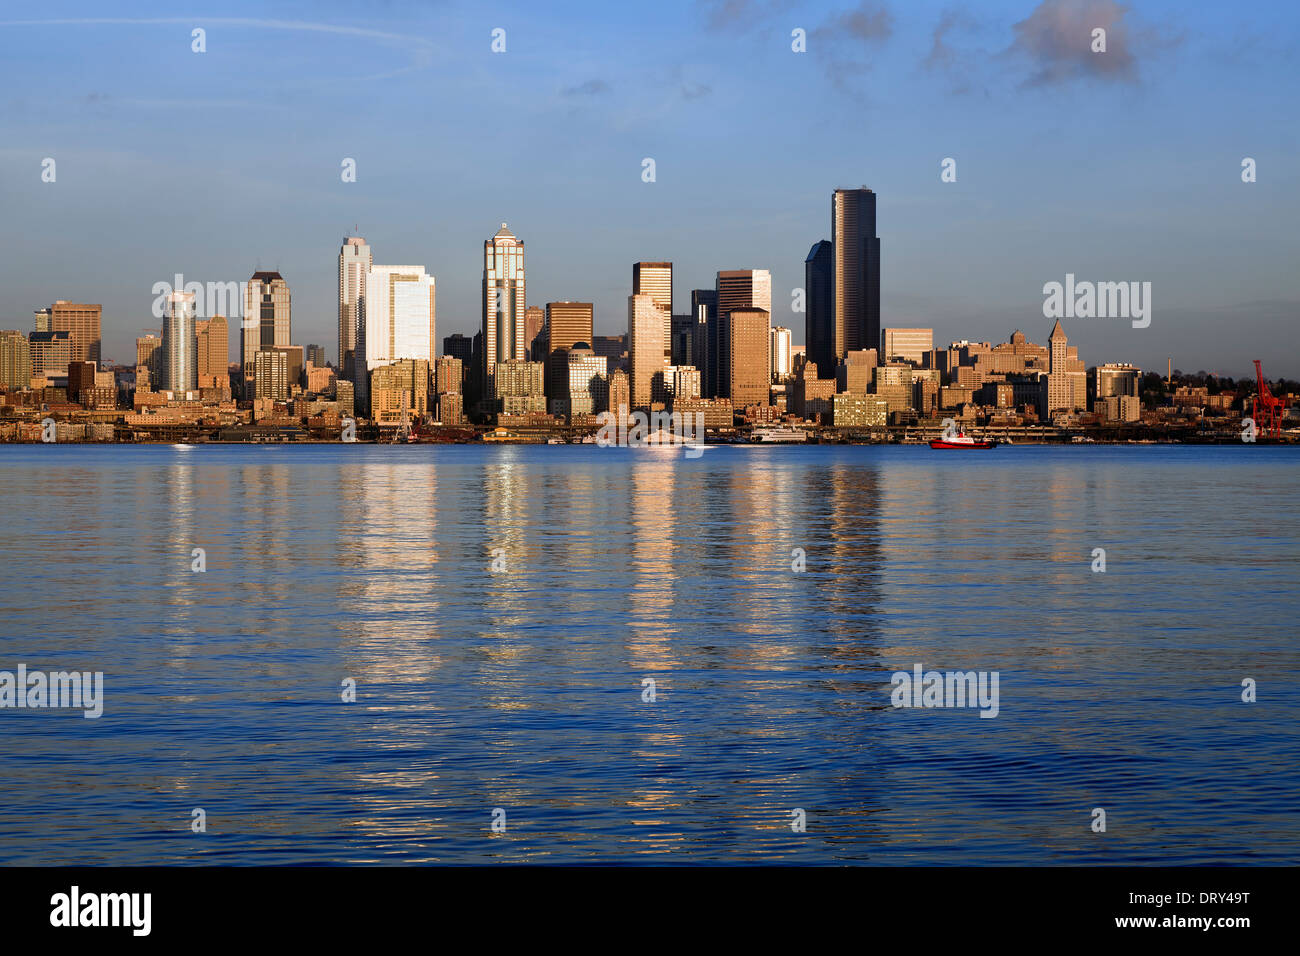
[832,187,881,360]
[690,288,719,398]
[805,239,833,377]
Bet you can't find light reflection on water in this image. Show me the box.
[0,443,1297,864]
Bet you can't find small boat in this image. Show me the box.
[930,429,996,449]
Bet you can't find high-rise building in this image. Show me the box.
[728,307,771,408]
[716,270,771,399]
[593,334,628,372]
[36,302,102,364]
[670,313,695,367]
[607,368,630,419]
[805,239,834,377]
[161,291,198,394]
[242,272,291,388]
[832,188,881,361]
[136,334,161,371]
[253,349,289,401]
[434,355,464,396]
[558,347,607,419]
[1089,363,1141,411]
[370,358,430,425]
[195,315,229,389]
[770,326,792,381]
[628,293,665,409]
[306,343,326,368]
[358,264,436,412]
[1046,319,1086,414]
[339,236,371,380]
[691,289,719,397]
[524,305,546,361]
[837,349,877,395]
[882,328,933,365]
[443,333,473,362]
[544,301,594,400]
[483,223,526,395]
[633,262,673,361]
[28,331,73,378]
[0,330,32,389]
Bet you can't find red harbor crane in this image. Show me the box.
[1252,359,1284,440]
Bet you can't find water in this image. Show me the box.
[0,443,1296,865]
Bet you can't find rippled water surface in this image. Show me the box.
[1,443,1297,864]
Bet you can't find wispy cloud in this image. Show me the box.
[0,17,438,79]
[1002,0,1178,87]
[811,2,894,88]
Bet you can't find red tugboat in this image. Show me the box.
[929,428,996,449]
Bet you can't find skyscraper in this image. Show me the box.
[832,188,881,359]
[443,333,473,362]
[524,305,545,361]
[544,301,594,400]
[770,326,792,381]
[241,271,291,387]
[339,236,371,380]
[691,289,718,397]
[715,270,771,399]
[728,308,771,407]
[633,262,672,361]
[195,315,228,389]
[805,239,833,376]
[483,223,526,395]
[628,293,665,410]
[161,291,198,394]
[0,329,32,389]
[36,302,102,365]
[358,264,436,412]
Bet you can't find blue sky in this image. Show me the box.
[1,0,1296,375]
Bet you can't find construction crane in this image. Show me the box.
[1252,359,1284,440]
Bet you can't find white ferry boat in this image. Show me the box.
[751,427,808,443]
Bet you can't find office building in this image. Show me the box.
[544,301,594,397]
[195,315,229,389]
[832,187,881,360]
[306,343,326,368]
[35,301,102,365]
[161,291,198,394]
[728,307,771,408]
[633,262,673,361]
[253,349,289,401]
[241,271,291,392]
[357,264,436,412]
[715,270,771,399]
[882,328,933,365]
[805,239,834,377]
[770,326,792,381]
[339,236,371,379]
[370,358,430,425]
[1089,362,1141,410]
[524,305,545,361]
[483,223,526,394]
[691,289,719,397]
[628,293,665,409]
[443,333,473,362]
[0,330,32,389]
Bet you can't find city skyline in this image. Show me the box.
[0,1,1295,377]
